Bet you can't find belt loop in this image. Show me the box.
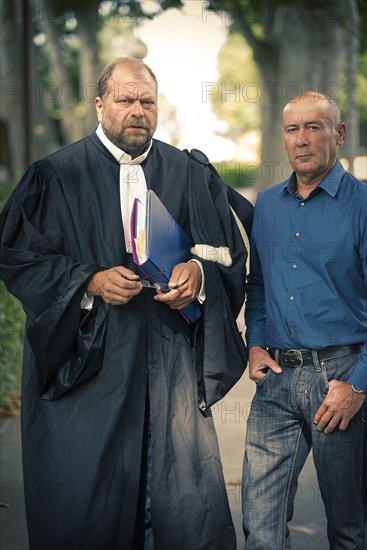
[274,349,280,363]
[312,350,321,371]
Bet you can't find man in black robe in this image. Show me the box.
[0,57,253,550]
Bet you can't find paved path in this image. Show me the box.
[1,373,329,550]
[0,416,28,550]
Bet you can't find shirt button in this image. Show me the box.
[300,202,305,206]
[292,264,298,269]
[290,295,295,301]
[295,232,300,237]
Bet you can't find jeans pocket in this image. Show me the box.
[319,361,330,393]
[255,367,272,388]
[321,352,360,382]
[319,352,360,398]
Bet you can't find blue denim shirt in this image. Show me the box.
[246,160,367,390]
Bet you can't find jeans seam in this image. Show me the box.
[282,419,304,550]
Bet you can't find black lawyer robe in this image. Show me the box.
[0,133,253,549]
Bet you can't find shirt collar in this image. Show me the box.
[277,159,345,198]
[95,123,152,165]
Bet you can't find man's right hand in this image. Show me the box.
[248,346,282,383]
[86,266,142,306]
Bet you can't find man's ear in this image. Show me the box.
[95,97,103,122]
[336,122,347,145]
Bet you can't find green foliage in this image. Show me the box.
[212,159,259,188]
[113,0,184,19]
[0,183,25,407]
[206,0,292,38]
[0,282,24,407]
[338,49,367,150]
[210,31,260,140]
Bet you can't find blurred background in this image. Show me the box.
[1,0,366,190]
[0,3,366,547]
[0,0,366,439]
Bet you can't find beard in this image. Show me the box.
[103,119,156,157]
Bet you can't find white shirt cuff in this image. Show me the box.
[81,293,94,310]
[188,259,206,303]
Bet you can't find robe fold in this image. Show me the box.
[0,133,253,549]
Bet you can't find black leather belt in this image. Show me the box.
[268,344,363,367]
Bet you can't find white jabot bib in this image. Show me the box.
[119,163,147,253]
[96,124,151,253]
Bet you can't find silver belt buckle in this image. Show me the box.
[283,349,303,367]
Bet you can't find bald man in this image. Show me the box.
[242,92,367,549]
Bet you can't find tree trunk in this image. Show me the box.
[29,39,60,160]
[1,0,63,183]
[39,0,82,144]
[0,0,27,181]
[342,0,360,174]
[74,2,102,135]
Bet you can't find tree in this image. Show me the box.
[1,0,28,177]
[1,0,364,185]
[34,0,103,143]
[0,0,102,171]
[1,0,186,180]
[204,0,362,187]
[112,0,364,186]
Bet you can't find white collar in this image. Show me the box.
[95,123,152,165]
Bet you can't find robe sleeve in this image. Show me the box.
[187,154,254,408]
[0,160,108,399]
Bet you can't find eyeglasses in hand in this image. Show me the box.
[139,270,189,291]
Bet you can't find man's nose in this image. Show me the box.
[130,100,144,116]
[296,128,308,145]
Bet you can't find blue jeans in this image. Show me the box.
[242,351,367,550]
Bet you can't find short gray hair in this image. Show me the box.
[97,57,158,98]
[285,91,341,128]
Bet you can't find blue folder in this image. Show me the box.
[130,190,202,324]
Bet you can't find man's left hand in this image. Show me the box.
[314,380,365,434]
[153,262,201,310]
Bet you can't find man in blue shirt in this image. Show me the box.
[243,92,367,549]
